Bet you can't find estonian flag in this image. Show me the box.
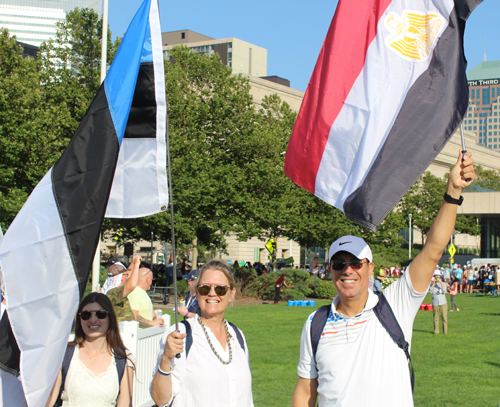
[0,0,167,405]
[284,0,482,231]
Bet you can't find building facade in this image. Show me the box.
[162,29,268,78]
[0,0,101,47]
[465,60,500,151]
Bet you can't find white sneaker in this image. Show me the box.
[456,308,460,311]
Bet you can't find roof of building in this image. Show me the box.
[467,60,500,81]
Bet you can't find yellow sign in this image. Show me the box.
[449,257,454,264]
[385,10,444,61]
[448,243,456,258]
[265,239,275,254]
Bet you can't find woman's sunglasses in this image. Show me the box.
[197,284,230,296]
[330,260,369,271]
[79,310,108,320]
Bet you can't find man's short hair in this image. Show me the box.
[328,235,373,263]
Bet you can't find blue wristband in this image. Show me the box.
[158,366,171,376]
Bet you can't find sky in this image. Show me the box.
[107,0,500,93]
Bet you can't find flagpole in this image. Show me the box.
[157,0,180,338]
[91,0,109,292]
[460,122,471,183]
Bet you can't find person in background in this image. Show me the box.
[373,265,385,294]
[106,255,141,323]
[429,271,448,334]
[128,268,165,327]
[448,275,459,312]
[274,273,292,304]
[178,275,199,319]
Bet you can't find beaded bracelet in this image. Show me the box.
[158,366,171,376]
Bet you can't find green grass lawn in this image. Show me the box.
[165,294,500,406]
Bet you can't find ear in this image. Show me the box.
[228,287,236,304]
[368,262,375,274]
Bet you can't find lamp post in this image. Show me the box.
[408,214,412,260]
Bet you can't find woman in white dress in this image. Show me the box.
[46,293,134,407]
[151,260,253,407]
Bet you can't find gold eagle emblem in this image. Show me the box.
[385,11,444,61]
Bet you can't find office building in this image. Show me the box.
[162,29,268,78]
[466,60,500,151]
[0,0,101,47]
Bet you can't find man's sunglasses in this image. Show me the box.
[197,284,230,296]
[330,260,369,271]
[79,310,109,320]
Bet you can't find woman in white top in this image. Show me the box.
[151,260,253,407]
[46,293,134,407]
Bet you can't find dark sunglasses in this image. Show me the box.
[330,260,369,271]
[197,284,230,296]
[79,310,108,320]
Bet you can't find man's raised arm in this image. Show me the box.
[123,255,141,297]
[410,150,476,292]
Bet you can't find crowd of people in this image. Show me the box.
[31,150,477,406]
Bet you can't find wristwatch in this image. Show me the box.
[443,193,463,206]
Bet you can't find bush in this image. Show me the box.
[314,279,337,299]
[233,266,257,293]
[169,279,188,299]
[243,268,332,300]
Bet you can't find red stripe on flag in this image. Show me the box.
[284,0,392,194]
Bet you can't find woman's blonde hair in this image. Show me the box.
[196,260,236,289]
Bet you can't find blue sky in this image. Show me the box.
[108,0,499,92]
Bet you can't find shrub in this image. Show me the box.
[169,279,188,299]
[233,266,257,292]
[314,279,337,299]
[243,268,332,300]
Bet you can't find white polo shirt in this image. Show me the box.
[297,267,425,407]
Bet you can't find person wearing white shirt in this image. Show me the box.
[151,260,253,407]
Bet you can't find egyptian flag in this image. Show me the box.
[284,0,482,231]
[0,0,168,405]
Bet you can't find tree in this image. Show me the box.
[400,171,479,243]
[108,46,258,259]
[0,29,72,230]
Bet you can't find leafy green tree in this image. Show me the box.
[39,7,120,128]
[0,29,72,230]
[400,171,479,243]
[109,47,258,259]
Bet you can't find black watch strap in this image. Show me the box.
[443,193,463,206]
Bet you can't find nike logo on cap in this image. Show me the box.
[339,241,351,246]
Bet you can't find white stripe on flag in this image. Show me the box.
[0,170,79,407]
[314,0,453,210]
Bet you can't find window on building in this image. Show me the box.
[493,88,496,98]
[474,119,477,123]
[471,89,475,99]
[495,145,498,149]
[475,113,478,117]
[489,138,492,142]
[495,118,498,122]
[181,32,185,39]
[483,88,490,105]
[474,126,477,130]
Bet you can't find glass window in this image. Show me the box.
[493,88,496,98]
[483,88,491,105]
[489,138,492,142]
[471,89,475,99]
[475,113,478,117]
[474,119,477,123]
[474,126,477,130]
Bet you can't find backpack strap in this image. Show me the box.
[54,345,75,406]
[227,321,245,351]
[310,305,331,363]
[373,293,415,393]
[180,319,193,357]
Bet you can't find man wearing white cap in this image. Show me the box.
[293,151,476,407]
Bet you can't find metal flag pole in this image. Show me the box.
[460,122,472,183]
[91,0,109,292]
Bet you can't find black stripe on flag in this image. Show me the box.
[343,3,472,231]
[0,312,20,376]
[52,84,120,297]
[124,62,157,139]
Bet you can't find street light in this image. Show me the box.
[408,214,412,260]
